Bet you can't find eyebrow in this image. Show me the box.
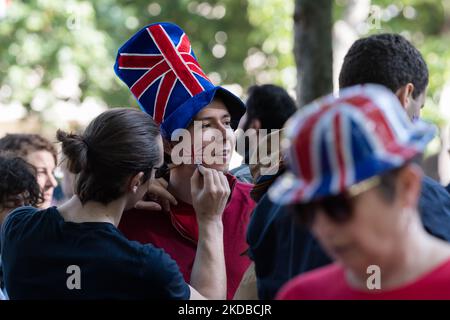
[35,167,53,171]
[195,114,231,121]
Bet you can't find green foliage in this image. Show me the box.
[1,0,450,130]
[247,0,295,90]
[0,0,256,121]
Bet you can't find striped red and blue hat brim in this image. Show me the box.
[269,84,436,205]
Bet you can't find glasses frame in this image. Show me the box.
[294,176,382,226]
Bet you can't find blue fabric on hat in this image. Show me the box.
[114,22,245,138]
[269,84,436,205]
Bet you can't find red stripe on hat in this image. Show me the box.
[334,113,347,191]
[130,60,170,99]
[177,33,191,53]
[182,54,210,80]
[118,54,162,69]
[148,25,204,96]
[187,63,210,81]
[346,96,416,159]
[154,72,177,124]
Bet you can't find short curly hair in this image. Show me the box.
[339,33,429,99]
[0,155,43,210]
[0,133,57,164]
[245,84,297,130]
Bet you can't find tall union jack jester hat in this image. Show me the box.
[268,84,435,205]
[114,22,246,139]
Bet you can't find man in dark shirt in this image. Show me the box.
[339,34,450,242]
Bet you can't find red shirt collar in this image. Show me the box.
[169,173,237,243]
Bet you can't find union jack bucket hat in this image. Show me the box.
[268,84,435,205]
[114,22,245,138]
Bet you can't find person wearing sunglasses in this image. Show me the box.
[271,84,450,299]
[1,108,228,299]
[241,33,450,300]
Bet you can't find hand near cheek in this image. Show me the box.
[190,165,230,222]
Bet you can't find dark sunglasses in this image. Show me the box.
[294,176,381,226]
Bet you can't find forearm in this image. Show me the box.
[190,220,227,300]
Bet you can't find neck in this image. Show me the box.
[57,195,127,226]
[168,165,196,205]
[0,208,10,225]
[346,212,450,290]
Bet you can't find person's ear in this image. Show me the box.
[396,163,422,208]
[395,83,415,109]
[250,119,261,130]
[129,172,145,193]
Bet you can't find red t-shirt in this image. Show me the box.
[277,259,450,300]
[118,174,255,299]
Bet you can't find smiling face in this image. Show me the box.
[25,150,57,208]
[187,99,236,172]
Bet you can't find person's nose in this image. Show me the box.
[217,123,228,141]
[45,171,58,189]
[311,209,337,239]
[219,124,236,146]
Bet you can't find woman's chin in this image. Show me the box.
[38,198,53,209]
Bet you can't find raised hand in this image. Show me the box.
[190,165,230,222]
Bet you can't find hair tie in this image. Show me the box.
[82,138,90,149]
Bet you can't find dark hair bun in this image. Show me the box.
[56,129,88,174]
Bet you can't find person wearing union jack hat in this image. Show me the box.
[272,84,450,299]
[239,34,450,301]
[114,22,255,299]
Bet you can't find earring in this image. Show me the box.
[133,186,138,193]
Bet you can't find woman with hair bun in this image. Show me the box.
[0,108,228,300]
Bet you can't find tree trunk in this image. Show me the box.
[333,0,371,92]
[294,0,333,107]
